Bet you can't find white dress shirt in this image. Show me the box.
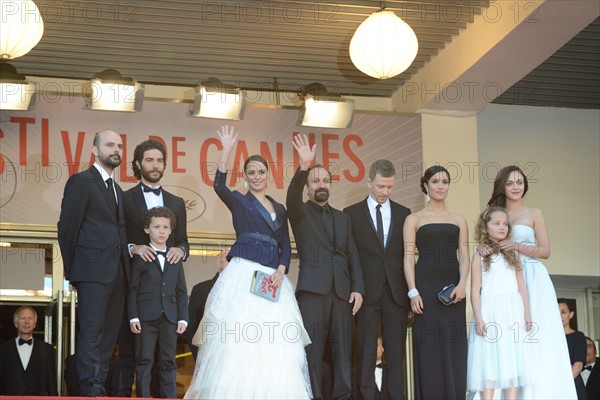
[93,162,118,203]
[142,184,164,209]
[582,362,595,385]
[15,337,33,369]
[367,195,391,246]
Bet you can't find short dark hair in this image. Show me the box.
[369,159,395,180]
[420,165,450,195]
[586,336,597,354]
[307,163,332,182]
[93,130,119,147]
[132,140,167,180]
[142,207,176,230]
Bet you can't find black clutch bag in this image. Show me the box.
[438,284,457,305]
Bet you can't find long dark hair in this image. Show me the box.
[487,165,529,208]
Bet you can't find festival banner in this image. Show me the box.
[0,97,423,234]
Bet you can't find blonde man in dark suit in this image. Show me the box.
[344,160,411,400]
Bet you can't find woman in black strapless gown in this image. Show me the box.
[404,166,470,399]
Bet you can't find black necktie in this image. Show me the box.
[106,178,118,216]
[376,204,384,247]
[18,338,32,346]
[320,206,334,242]
[142,184,162,196]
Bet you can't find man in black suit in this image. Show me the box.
[344,160,411,400]
[58,129,130,396]
[115,139,189,396]
[287,134,365,400]
[186,248,228,360]
[128,207,188,398]
[0,306,57,396]
[584,336,600,399]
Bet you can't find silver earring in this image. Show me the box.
[244,180,248,189]
[426,193,430,202]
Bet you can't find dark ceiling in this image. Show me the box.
[7,1,600,109]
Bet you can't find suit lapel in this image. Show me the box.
[246,192,277,234]
[386,202,397,250]
[11,340,26,371]
[91,167,118,221]
[25,338,41,372]
[361,199,385,251]
[133,183,149,213]
[361,199,378,236]
[267,196,283,231]
[163,189,174,209]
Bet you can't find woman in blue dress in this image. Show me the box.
[185,126,312,399]
[486,165,576,399]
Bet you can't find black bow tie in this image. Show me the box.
[584,365,593,371]
[376,363,384,369]
[18,338,32,346]
[142,184,161,196]
[155,250,167,257]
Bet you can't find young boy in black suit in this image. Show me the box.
[128,207,189,398]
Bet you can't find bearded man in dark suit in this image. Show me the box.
[115,139,189,396]
[286,134,364,400]
[58,130,130,396]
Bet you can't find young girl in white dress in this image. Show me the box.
[468,207,532,400]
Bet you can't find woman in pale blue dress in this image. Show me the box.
[486,165,576,399]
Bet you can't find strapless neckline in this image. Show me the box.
[416,223,459,234]
[512,224,533,229]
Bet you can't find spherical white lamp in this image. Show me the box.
[0,0,45,59]
[349,9,418,80]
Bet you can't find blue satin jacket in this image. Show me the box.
[214,169,291,271]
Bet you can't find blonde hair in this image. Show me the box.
[475,207,520,271]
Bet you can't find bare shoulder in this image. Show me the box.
[404,212,421,228]
[528,207,545,219]
[450,212,468,228]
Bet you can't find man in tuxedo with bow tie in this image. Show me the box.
[344,160,411,400]
[58,130,130,396]
[0,306,57,395]
[287,134,364,400]
[584,336,600,399]
[115,139,189,396]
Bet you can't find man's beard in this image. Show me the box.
[98,152,121,168]
[141,168,164,183]
[314,189,329,202]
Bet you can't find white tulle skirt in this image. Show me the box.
[467,291,531,391]
[184,257,312,400]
